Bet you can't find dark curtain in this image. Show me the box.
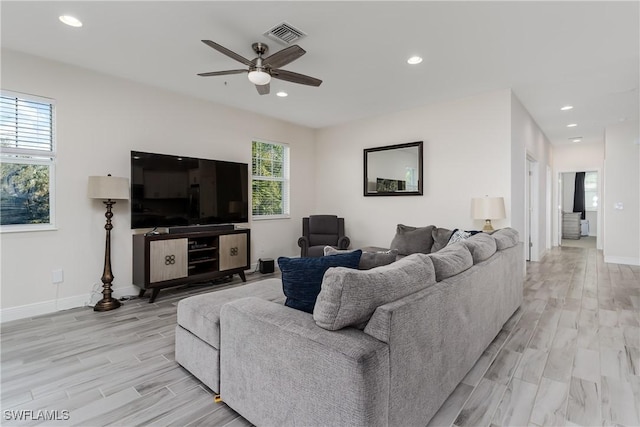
[573,172,586,220]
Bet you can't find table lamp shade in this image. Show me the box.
[471,197,506,220]
[88,175,129,200]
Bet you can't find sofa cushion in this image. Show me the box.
[313,253,436,331]
[430,227,452,252]
[308,215,339,234]
[462,232,497,263]
[324,246,398,270]
[309,233,339,246]
[176,278,284,349]
[278,250,362,313]
[492,227,519,250]
[390,224,435,255]
[427,242,473,281]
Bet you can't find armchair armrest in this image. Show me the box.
[338,236,350,250]
[219,297,389,427]
[297,236,309,257]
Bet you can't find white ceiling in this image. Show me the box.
[1,1,638,146]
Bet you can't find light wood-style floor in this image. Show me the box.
[562,236,597,249]
[1,246,638,426]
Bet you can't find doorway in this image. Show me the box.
[559,171,598,249]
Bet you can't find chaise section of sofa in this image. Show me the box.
[220,297,391,426]
[175,278,284,392]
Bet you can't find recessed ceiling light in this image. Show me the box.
[59,15,83,27]
[276,91,288,97]
[560,105,573,111]
[407,56,423,65]
[567,123,577,128]
[572,138,582,143]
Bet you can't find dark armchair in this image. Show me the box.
[297,215,350,257]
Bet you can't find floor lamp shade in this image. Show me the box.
[471,196,506,231]
[88,174,129,312]
[87,175,130,200]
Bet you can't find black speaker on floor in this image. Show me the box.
[259,258,274,274]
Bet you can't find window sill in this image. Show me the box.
[252,215,291,221]
[0,224,58,233]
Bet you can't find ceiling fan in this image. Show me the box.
[197,40,322,95]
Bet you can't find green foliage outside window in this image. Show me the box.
[252,141,288,216]
[0,162,50,225]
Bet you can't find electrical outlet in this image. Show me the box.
[52,269,64,284]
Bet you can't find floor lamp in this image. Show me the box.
[88,174,130,312]
[471,196,506,231]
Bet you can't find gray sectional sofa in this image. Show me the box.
[175,227,523,426]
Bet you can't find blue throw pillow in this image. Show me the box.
[278,250,362,313]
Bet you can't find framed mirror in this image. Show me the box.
[364,141,423,196]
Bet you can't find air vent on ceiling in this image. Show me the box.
[264,22,306,45]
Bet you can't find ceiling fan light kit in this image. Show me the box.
[248,70,271,85]
[198,40,322,95]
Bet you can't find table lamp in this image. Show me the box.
[471,196,506,232]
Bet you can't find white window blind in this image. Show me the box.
[1,94,54,155]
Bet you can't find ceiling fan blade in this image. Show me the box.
[262,45,306,69]
[272,69,322,87]
[256,83,270,95]
[197,69,248,77]
[201,40,253,67]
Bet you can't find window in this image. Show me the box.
[0,91,56,231]
[251,140,289,219]
[584,171,598,212]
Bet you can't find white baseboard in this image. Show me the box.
[1,284,142,323]
[604,256,640,266]
[0,294,88,323]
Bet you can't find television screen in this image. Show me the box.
[130,151,249,229]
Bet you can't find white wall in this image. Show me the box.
[553,142,604,247]
[510,93,553,261]
[315,90,513,249]
[0,50,316,319]
[603,120,640,265]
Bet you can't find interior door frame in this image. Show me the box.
[556,169,602,250]
[526,155,540,262]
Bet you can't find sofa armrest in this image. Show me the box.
[220,297,389,427]
[297,236,309,256]
[337,235,350,249]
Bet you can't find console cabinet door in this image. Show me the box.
[150,238,188,283]
[219,234,247,271]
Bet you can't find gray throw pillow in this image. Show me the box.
[324,246,398,270]
[492,227,519,250]
[462,233,497,263]
[390,224,435,255]
[427,242,473,281]
[430,227,452,253]
[313,253,436,331]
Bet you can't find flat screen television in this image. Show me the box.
[130,151,249,229]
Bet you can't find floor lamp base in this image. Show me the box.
[94,297,121,312]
